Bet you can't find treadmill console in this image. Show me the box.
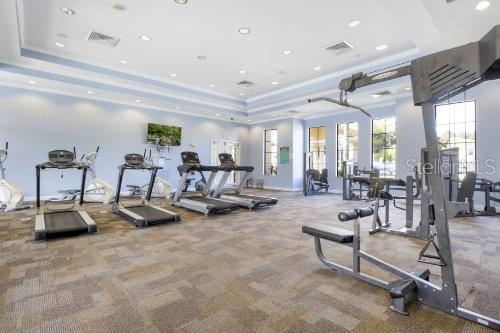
[124,153,144,166]
[48,150,75,166]
[218,153,236,167]
[181,151,201,166]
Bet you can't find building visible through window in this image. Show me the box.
[435,101,476,176]
[372,117,396,177]
[309,126,326,171]
[264,129,278,175]
[337,122,359,176]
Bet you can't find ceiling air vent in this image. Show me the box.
[87,31,121,47]
[237,80,255,87]
[324,41,354,55]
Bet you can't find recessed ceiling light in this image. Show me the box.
[239,27,250,34]
[404,87,411,91]
[61,7,76,15]
[216,113,220,116]
[170,73,177,78]
[135,99,141,103]
[272,114,277,117]
[120,59,128,64]
[247,119,251,122]
[348,19,361,27]
[140,35,151,41]
[271,81,279,85]
[175,0,188,4]
[28,80,35,85]
[240,93,245,96]
[475,1,490,10]
[376,44,388,51]
[208,84,215,88]
[347,99,353,102]
[197,55,207,61]
[87,91,94,94]
[239,70,247,74]
[175,106,180,109]
[55,42,65,48]
[371,94,381,98]
[282,50,292,55]
[314,66,322,71]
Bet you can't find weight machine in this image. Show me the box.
[306,25,500,330]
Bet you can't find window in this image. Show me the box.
[435,101,476,175]
[308,126,326,171]
[372,117,396,177]
[264,129,278,175]
[337,122,359,176]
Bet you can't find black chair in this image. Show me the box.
[305,169,329,196]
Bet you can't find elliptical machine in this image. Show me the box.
[81,146,115,204]
[0,142,32,212]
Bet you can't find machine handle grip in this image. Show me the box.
[338,210,359,222]
[338,207,374,222]
[357,207,374,218]
[5,142,8,150]
[96,146,100,153]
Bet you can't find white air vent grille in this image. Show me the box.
[237,80,255,87]
[324,41,354,55]
[87,31,120,47]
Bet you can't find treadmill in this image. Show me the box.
[211,153,278,209]
[172,151,239,215]
[113,152,180,227]
[35,149,97,240]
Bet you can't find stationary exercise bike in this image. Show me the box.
[0,142,32,212]
[81,146,115,204]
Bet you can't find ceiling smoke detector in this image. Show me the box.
[324,41,354,55]
[87,31,121,47]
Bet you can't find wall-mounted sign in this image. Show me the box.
[280,146,290,164]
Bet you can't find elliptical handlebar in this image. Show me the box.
[338,207,374,222]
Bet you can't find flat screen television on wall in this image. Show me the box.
[146,123,182,146]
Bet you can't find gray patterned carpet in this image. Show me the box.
[0,190,499,332]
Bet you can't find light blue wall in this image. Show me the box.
[247,118,304,190]
[0,86,249,197]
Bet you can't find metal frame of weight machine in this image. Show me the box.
[307,25,500,330]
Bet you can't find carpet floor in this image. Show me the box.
[0,190,499,332]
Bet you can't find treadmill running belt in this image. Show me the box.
[185,196,239,210]
[223,193,278,203]
[44,211,88,235]
[125,205,177,222]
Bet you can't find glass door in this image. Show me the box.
[211,140,241,186]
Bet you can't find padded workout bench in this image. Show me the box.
[302,207,430,315]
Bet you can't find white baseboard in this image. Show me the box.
[262,186,303,192]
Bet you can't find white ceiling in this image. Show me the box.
[0,0,499,123]
[20,0,418,98]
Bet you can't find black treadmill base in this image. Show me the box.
[115,205,180,228]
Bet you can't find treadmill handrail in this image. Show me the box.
[114,163,161,205]
[36,162,88,210]
[177,164,219,173]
